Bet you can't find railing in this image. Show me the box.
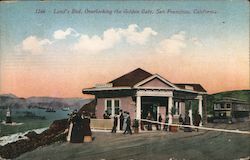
[140,119,250,135]
[90,119,113,130]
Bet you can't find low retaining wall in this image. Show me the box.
[90,119,113,130]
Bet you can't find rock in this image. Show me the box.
[25,131,39,140]
[0,119,69,159]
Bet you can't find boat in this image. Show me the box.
[6,107,12,124]
[61,107,70,111]
[45,108,56,112]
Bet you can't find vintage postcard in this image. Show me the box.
[0,1,249,160]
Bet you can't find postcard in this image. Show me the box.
[0,1,249,160]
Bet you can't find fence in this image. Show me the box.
[140,119,250,135]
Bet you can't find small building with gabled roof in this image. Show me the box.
[83,68,207,126]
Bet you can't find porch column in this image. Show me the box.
[111,100,115,117]
[136,96,141,131]
[168,96,173,124]
[178,102,182,115]
[198,96,203,117]
[136,96,141,120]
[117,115,120,131]
[198,95,203,126]
[189,109,193,125]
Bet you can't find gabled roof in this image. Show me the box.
[83,68,207,94]
[134,74,178,89]
[174,83,207,92]
[109,68,152,87]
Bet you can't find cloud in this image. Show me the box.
[73,24,157,53]
[21,36,52,54]
[18,24,157,54]
[120,24,157,45]
[157,31,187,54]
[53,28,79,40]
[190,37,204,47]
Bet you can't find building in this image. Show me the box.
[82,68,207,126]
[213,97,250,123]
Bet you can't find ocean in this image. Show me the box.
[0,108,71,137]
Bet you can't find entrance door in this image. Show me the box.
[142,103,158,121]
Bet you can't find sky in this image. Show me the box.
[0,1,249,98]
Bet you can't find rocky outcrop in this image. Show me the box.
[0,119,69,159]
[78,99,96,117]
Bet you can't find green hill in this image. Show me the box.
[206,90,250,114]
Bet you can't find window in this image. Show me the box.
[106,100,112,115]
[226,104,231,109]
[105,99,121,116]
[221,104,225,109]
[114,99,120,115]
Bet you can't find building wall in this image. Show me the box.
[96,96,136,120]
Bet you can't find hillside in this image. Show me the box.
[0,94,92,110]
[206,90,250,114]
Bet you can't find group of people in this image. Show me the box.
[145,111,202,132]
[109,109,202,133]
[178,111,202,132]
[111,110,133,135]
[67,110,92,143]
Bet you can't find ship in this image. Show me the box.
[61,107,70,111]
[45,107,56,112]
[6,107,12,124]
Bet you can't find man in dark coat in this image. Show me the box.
[184,113,192,132]
[146,112,152,131]
[158,114,162,130]
[179,114,184,125]
[111,115,118,133]
[163,115,169,131]
[119,110,124,130]
[123,113,132,135]
[193,111,201,132]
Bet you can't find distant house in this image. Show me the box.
[213,97,250,123]
[82,68,207,126]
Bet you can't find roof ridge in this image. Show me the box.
[109,68,153,87]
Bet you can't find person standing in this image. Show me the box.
[158,114,162,130]
[163,115,169,131]
[123,112,132,135]
[179,114,183,125]
[82,112,92,142]
[193,111,201,132]
[184,113,192,132]
[70,112,84,143]
[123,111,128,131]
[119,110,124,130]
[111,115,118,133]
[146,112,152,131]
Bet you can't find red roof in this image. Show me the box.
[174,83,207,92]
[109,68,152,87]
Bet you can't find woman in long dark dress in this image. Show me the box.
[70,113,84,143]
[82,117,91,136]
